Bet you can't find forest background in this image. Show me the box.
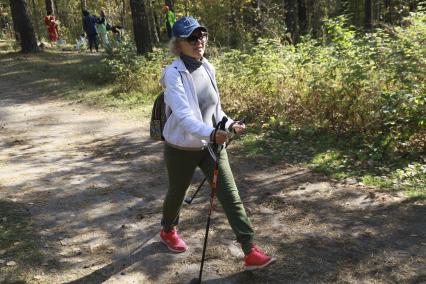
[0,0,425,199]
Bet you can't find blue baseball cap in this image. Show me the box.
[172,16,207,38]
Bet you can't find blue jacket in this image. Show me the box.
[83,15,97,35]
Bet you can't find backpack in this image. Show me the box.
[150,68,180,141]
[150,92,167,141]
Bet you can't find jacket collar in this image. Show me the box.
[171,57,210,73]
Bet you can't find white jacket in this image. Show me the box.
[159,58,233,149]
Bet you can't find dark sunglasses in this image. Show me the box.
[185,31,208,44]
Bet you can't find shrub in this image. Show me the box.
[104,37,172,97]
[215,12,425,157]
[105,12,425,158]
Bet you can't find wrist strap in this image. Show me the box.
[210,129,217,144]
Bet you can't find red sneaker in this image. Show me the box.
[160,229,188,253]
[244,245,276,270]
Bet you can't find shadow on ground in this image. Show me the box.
[0,51,424,284]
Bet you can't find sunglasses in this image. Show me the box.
[185,31,208,44]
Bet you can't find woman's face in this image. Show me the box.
[178,29,208,60]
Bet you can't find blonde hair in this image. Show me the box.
[169,37,183,56]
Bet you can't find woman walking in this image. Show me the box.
[159,16,275,270]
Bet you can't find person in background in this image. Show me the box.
[162,5,176,39]
[82,10,98,52]
[76,33,86,52]
[159,16,276,271]
[96,10,110,50]
[44,11,59,45]
[111,25,123,43]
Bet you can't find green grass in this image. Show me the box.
[240,126,425,200]
[1,44,424,202]
[0,48,153,119]
[0,39,17,53]
[0,200,48,283]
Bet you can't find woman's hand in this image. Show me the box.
[231,121,246,134]
[214,130,228,145]
[212,120,245,145]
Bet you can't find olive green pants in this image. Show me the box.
[161,143,254,254]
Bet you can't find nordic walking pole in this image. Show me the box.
[184,178,206,205]
[191,117,228,284]
[184,118,245,206]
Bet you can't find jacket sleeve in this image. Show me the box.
[163,67,215,140]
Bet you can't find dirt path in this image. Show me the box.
[0,55,425,284]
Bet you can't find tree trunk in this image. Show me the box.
[298,0,308,35]
[121,0,126,28]
[80,0,86,27]
[53,0,66,35]
[334,0,343,15]
[9,0,39,52]
[152,3,161,42]
[374,0,380,23]
[130,0,153,55]
[384,0,392,24]
[228,0,240,48]
[311,0,322,38]
[351,0,362,27]
[45,0,54,15]
[31,0,41,41]
[10,5,20,41]
[148,0,159,44]
[283,0,298,43]
[249,0,263,38]
[365,0,372,31]
[80,0,87,11]
[53,0,59,15]
[409,1,417,12]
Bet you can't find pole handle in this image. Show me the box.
[219,116,228,131]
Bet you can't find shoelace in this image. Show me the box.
[251,245,265,255]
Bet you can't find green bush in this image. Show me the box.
[104,37,173,97]
[105,12,425,158]
[215,13,425,157]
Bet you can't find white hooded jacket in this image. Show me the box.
[159,57,233,150]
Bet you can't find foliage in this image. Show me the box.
[96,13,425,197]
[105,12,424,162]
[182,0,284,49]
[363,162,426,199]
[216,13,425,158]
[238,126,425,198]
[1,0,424,49]
[103,36,172,97]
